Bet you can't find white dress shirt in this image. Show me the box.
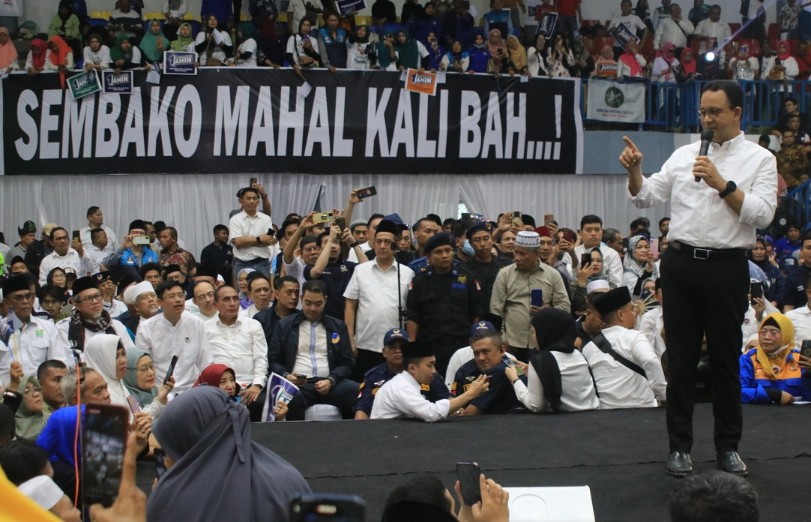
[629,133,777,249]
[53,317,135,368]
[0,314,59,385]
[205,315,268,387]
[512,351,600,413]
[370,371,451,422]
[582,324,667,409]
[84,244,109,275]
[693,19,731,44]
[79,225,118,254]
[38,249,94,286]
[638,306,666,359]
[229,210,273,262]
[786,305,811,344]
[292,320,329,378]
[653,17,694,49]
[135,312,213,394]
[574,242,624,288]
[343,259,414,353]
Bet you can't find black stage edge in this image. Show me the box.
[137,404,811,521]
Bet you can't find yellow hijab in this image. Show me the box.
[756,313,795,380]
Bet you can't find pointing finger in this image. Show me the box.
[622,136,639,152]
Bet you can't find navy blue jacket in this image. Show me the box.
[268,311,355,383]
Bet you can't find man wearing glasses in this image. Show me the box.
[619,80,777,478]
[53,276,134,367]
[0,275,59,385]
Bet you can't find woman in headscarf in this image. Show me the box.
[139,19,167,64]
[546,33,574,78]
[237,268,255,309]
[618,39,647,79]
[771,39,800,81]
[505,35,527,75]
[651,42,679,82]
[82,34,111,70]
[467,31,489,73]
[678,47,697,82]
[15,376,47,441]
[83,334,132,416]
[740,312,811,404]
[0,27,18,72]
[592,45,619,78]
[123,349,173,418]
[395,29,429,70]
[526,33,548,77]
[423,31,444,71]
[440,39,469,72]
[195,14,233,66]
[48,1,81,58]
[749,237,784,305]
[623,235,658,296]
[286,18,321,73]
[346,25,376,70]
[486,28,507,74]
[375,32,399,71]
[146,386,311,521]
[170,22,196,52]
[193,363,239,400]
[44,35,74,71]
[729,43,758,80]
[110,33,144,70]
[506,308,600,413]
[25,38,48,75]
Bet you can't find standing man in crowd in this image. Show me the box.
[619,80,776,477]
[5,221,37,272]
[38,228,94,286]
[200,224,234,286]
[80,206,118,255]
[158,227,196,276]
[229,186,274,282]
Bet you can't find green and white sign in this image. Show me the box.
[68,71,101,100]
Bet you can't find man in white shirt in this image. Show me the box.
[229,186,274,282]
[693,5,731,47]
[38,228,94,286]
[206,285,268,420]
[344,219,415,379]
[53,277,134,367]
[582,287,667,409]
[573,215,624,288]
[84,229,111,275]
[370,340,488,421]
[240,272,273,319]
[0,276,59,385]
[607,0,650,44]
[282,213,324,289]
[79,206,118,255]
[189,281,218,320]
[653,3,694,50]
[136,280,213,394]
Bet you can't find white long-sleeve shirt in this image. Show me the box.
[38,249,94,286]
[205,315,268,388]
[629,132,777,249]
[582,324,667,409]
[638,305,666,359]
[512,350,600,412]
[370,371,451,422]
[0,314,59,386]
[653,17,694,50]
[136,312,212,394]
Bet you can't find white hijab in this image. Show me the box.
[84,334,133,419]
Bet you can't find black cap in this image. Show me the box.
[401,341,434,360]
[164,264,183,276]
[465,221,489,240]
[424,233,453,254]
[92,271,113,285]
[17,220,36,235]
[376,219,401,237]
[10,256,25,266]
[72,276,98,297]
[117,275,136,295]
[2,275,30,296]
[592,287,631,316]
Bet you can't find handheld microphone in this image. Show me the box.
[696,129,714,182]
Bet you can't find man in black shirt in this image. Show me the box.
[200,224,234,286]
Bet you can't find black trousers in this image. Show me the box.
[286,379,360,420]
[660,247,748,454]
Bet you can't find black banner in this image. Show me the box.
[2,69,582,175]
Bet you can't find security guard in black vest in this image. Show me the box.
[406,233,484,377]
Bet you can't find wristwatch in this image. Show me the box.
[718,180,736,199]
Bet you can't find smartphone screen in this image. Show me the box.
[581,253,592,267]
[801,340,811,359]
[83,403,130,507]
[249,177,258,185]
[356,186,377,199]
[72,230,80,241]
[290,493,366,521]
[530,289,543,307]
[164,355,179,385]
[456,462,482,506]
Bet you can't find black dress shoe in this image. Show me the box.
[666,451,693,477]
[716,451,748,476]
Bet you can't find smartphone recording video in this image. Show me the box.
[83,403,130,507]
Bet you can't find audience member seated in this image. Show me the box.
[395,30,430,70]
[241,272,272,318]
[668,470,759,522]
[526,33,548,76]
[82,34,111,71]
[623,235,658,295]
[83,334,143,419]
[741,312,811,404]
[424,32,445,70]
[546,34,575,77]
[451,321,524,414]
[268,279,358,420]
[592,45,619,78]
[776,131,809,189]
[318,13,348,71]
[440,39,469,72]
[44,35,76,72]
[49,1,82,60]
[785,275,811,343]
[574,215,624,287]
[170,22,196,52]
[108,0,144,41]
[346,25,376,70]
[486,28,508,74]
[371,340,488,421]
[653,3,693,52]
[162,0,188,40]
[774,223,802,262]
[677,48,698,81]
[508,308,599,413]
[14,377,47,441]
[779,233,811,312]
[286,19,321,73]
[582,287,667,408]
[140,19,167,65]
[728,43,758,81]
[196,15,233,66]
[146,386,311,521]
[193,363,240,401]
[119,281,160,339]
[0,27,18,72]
[123,349,173,415]
[504,35,527,75]
[410,1,441,43]
[18,474,83,522]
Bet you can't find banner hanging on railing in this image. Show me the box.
[2,69,583,175]
[586,79,645,124]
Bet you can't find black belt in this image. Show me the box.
[669,241,746,261]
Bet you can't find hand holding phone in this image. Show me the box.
[164,355,179,385]
[456,462,482,506]
[83,404,130,507]
[581,252,592,268]
[356,186,377,199]
[530,289,543,307]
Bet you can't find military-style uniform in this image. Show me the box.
[406,267,483,375]
[451,360,523,414]
[354,363,450,415]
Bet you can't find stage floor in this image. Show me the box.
[138,404,811,521]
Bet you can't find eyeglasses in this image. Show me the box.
[10,292,34,303]
[137,363,157,373]
[24,387,41,396]
[758,328,781,338]
[76,293,103,304]
[697,107,733,119]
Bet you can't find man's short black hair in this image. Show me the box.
[50,227,67,240]
[240,187,260,199]
[281,217,301,235]
[86,206,100,218]
[701,80,744,110]
[90,228,105,244]
[659,217,670,227]
[213,224,228,234]
[630,217,650,232]
[368,213,385,227]
[668,470,759,522]
[604,228,621,243]
[246,272,269,292]
[580,215,603,230]
[274,275,299,291]
[156,280,184,299]
[783,96,798,106]
[37,359,67,381]
[800,231,811,248]
[302,279,327,296]
[0,440,50,486]
[38,284,68,306]
[383,474,453,519]
[164,226,178,240]
[129,219,147,233]
[213,284,237,301]
[141,262,162,279]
